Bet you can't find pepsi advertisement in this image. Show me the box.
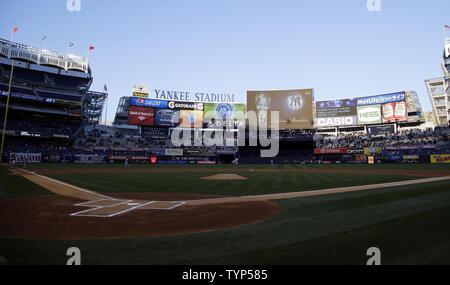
[129,97,169,108]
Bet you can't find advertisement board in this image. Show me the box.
[247,89,313,129]
[314,116,357,128]
[133,84,149,98]
[129,97,168,108]
[158,160,191,164]
[9,153,42,163]
[168,101,204,111]
[381,101,407,123]
[347,148,365,154]
[384,146,419,150]
[128,106,154,126]
[368,156,375,164]
[197,161,216,164]
[314,148,347,154]
[367,124,395,135]
[423,145,436,149]
[179,110,204,128]
[165,149,184,156]
[430,154,450,163]
[204,103,245,120]
[364,147,382,155]
[73,154,106,164]
[133,92,149,98]
[107,156,149,160]
[403,155,419,160]
[357,105,381,125]
[154,109,180,127]
[388,155,403,160]
[316,99,357,117]
[356,92,406,106]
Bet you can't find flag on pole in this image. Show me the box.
[68,42,74,47]
[104,84,108,92]
[89,46,95,51]
[41,35,46,40]
[13,27,18,33]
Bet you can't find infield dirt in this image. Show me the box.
[2,167,450,240]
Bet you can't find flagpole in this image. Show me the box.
[0,28,18,162]
[39,36,45,50]
[444,26,450,60]
[444,26,447,45]
[66,42,72,56]
[104,95,108,125]
[38,36,45,66]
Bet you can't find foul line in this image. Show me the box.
[183,175,450,205]
[19,168,115,201]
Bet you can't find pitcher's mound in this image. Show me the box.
[200,174,248,180]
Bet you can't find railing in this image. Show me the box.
[0,38,89,73]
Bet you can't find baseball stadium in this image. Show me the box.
[1,4,450,268]
[1,35,450,266]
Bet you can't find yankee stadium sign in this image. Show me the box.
[153,89,236,103]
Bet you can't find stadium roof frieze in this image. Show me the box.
[0,38,89,73]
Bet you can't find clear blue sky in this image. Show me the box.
[1,0,449,122]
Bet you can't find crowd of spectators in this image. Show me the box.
[74,127,236,156]
[315,127,450,149]
[3,137,73,154]
[0,112,80,137]
[4,119,450,159]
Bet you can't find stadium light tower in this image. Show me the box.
[0,27,19,162]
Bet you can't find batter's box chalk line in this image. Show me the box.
[70,199,186,218]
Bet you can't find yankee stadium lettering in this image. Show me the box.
[154,89,235,103]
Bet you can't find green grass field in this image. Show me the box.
[1,163,450,265]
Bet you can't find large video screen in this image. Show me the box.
[179,110,204,128]
[247,89,313,129]
[204,103,245,120]
[314,99,357,127]
[381,101,407,123]
[128,106,155,126]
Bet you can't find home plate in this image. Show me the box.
[200,174,248,180]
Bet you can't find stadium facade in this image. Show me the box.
[1,37,449,165]
[0,37,106,163]
[425,36,450,127]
